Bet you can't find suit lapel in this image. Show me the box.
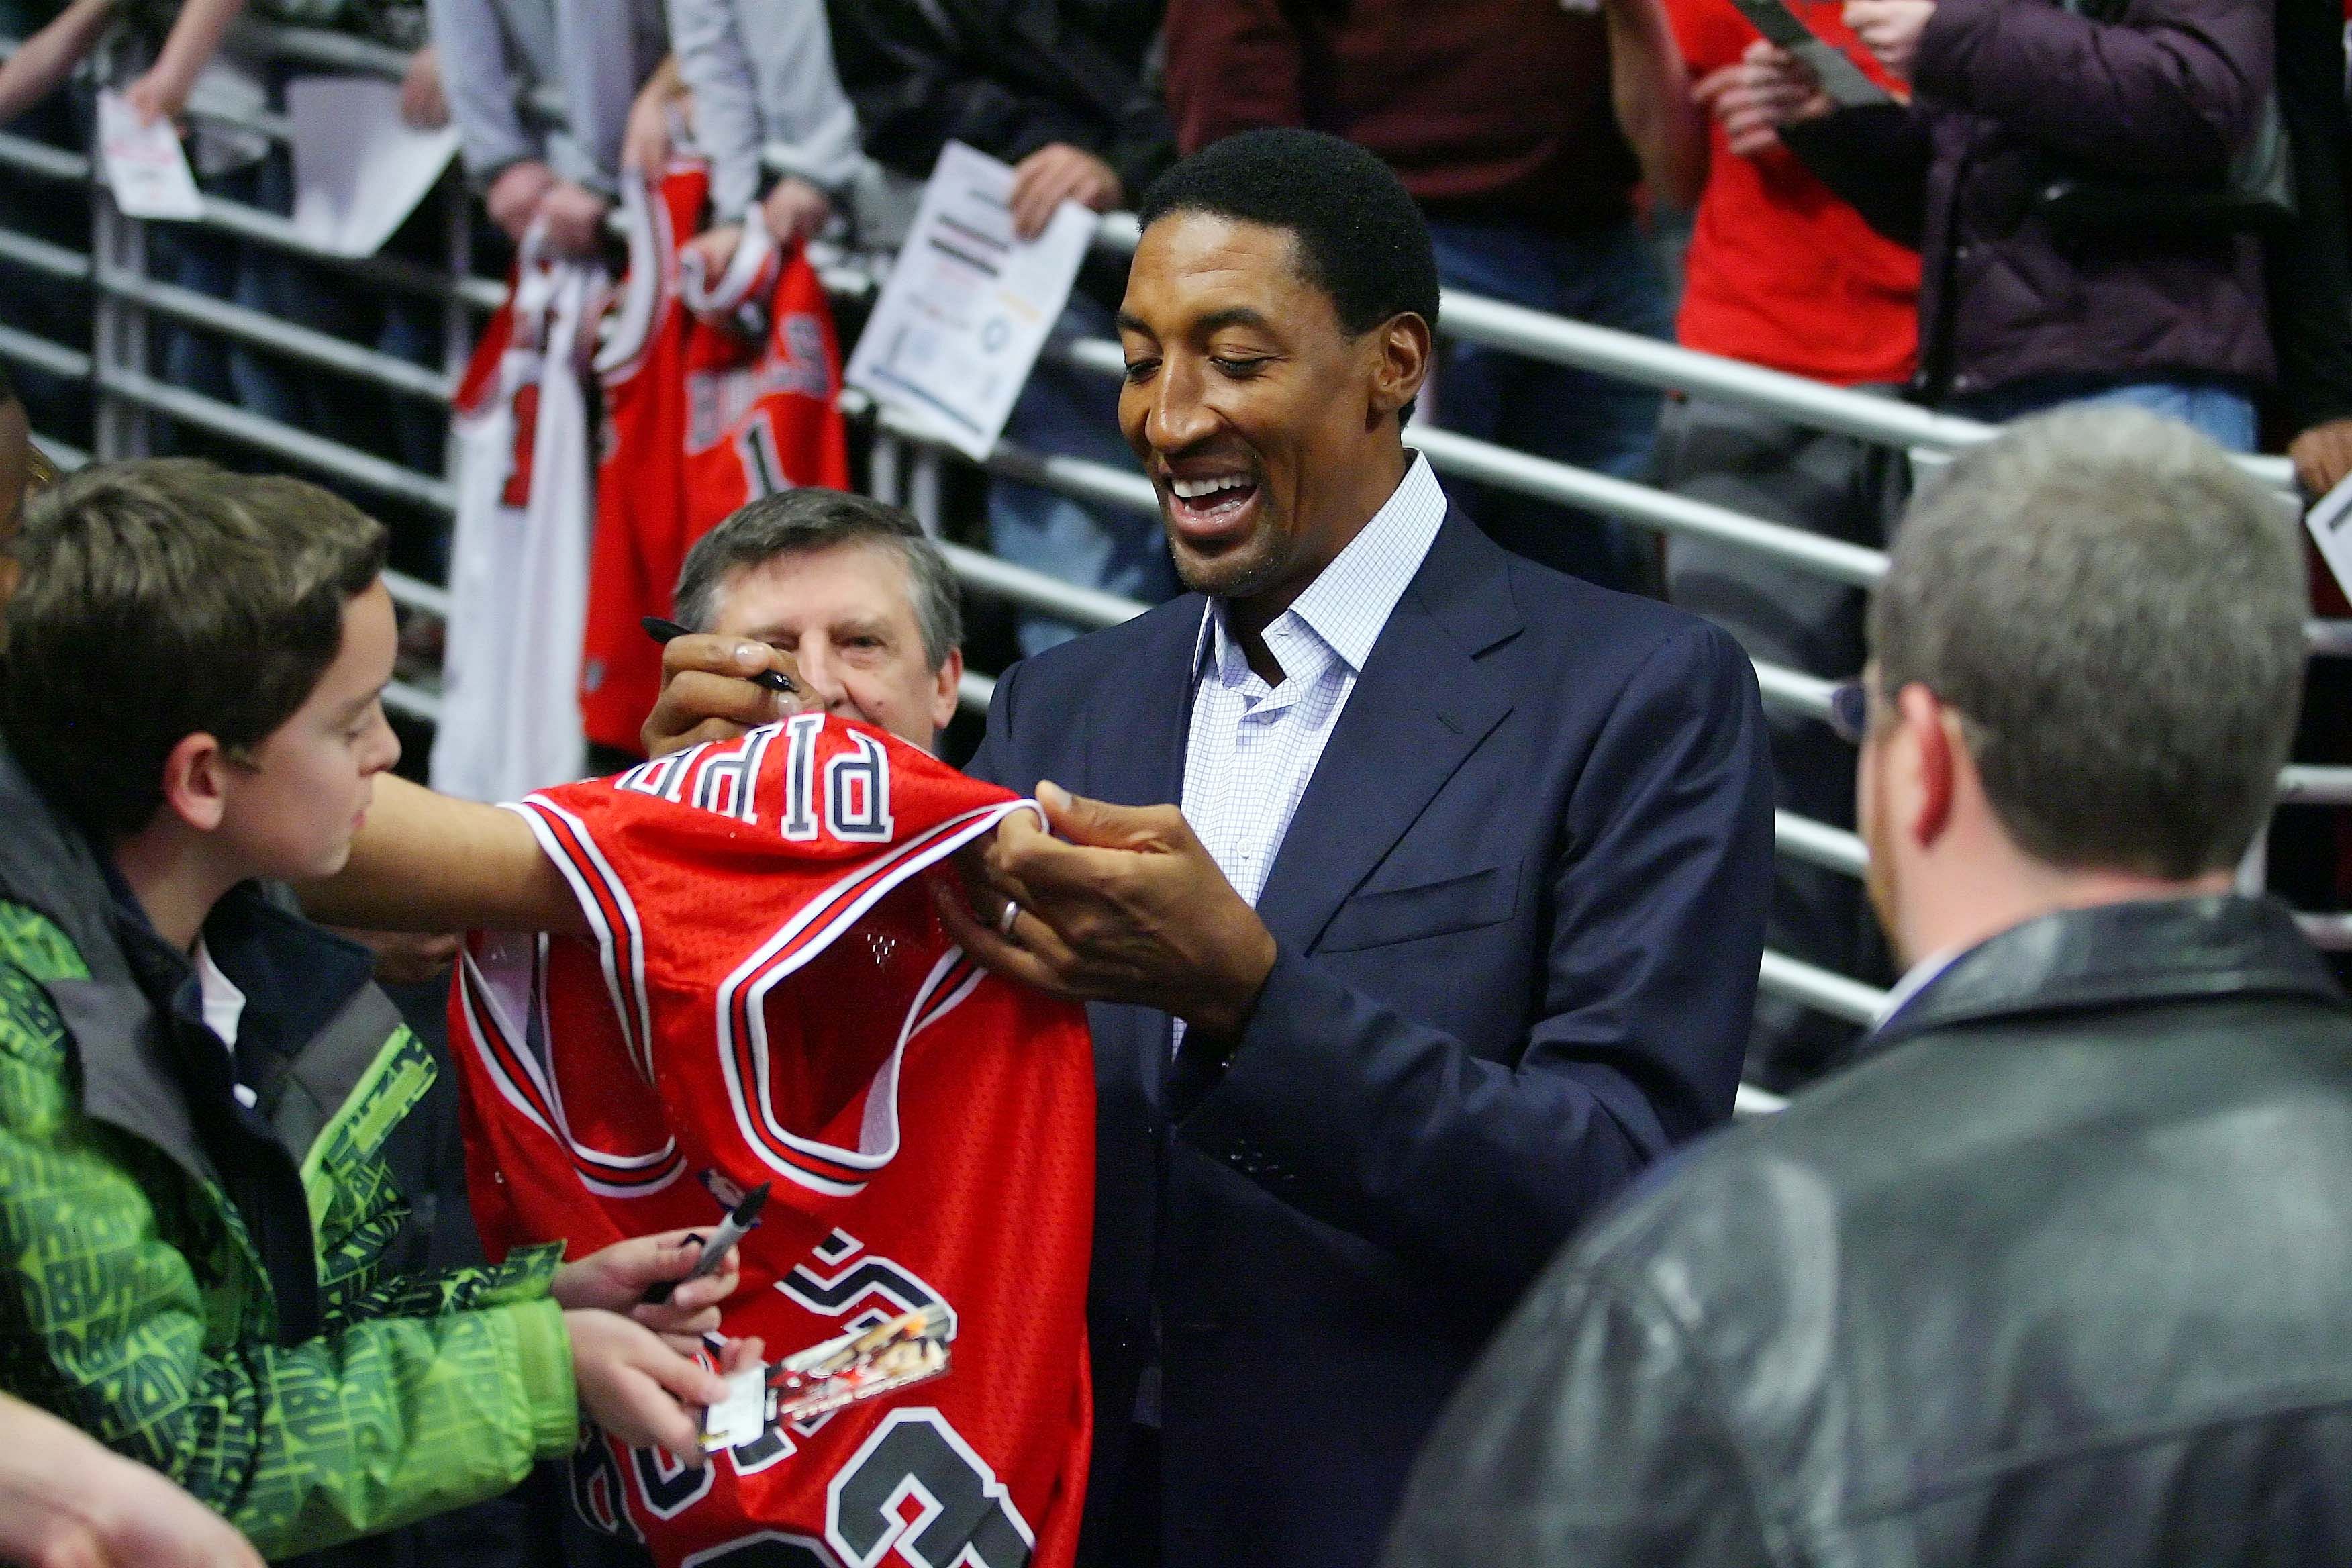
[1080,598,1204,1116]
[1253,509,1520,956]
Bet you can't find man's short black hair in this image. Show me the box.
[1137,128,1440,339]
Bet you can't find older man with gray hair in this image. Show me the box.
[1385,405,2352,1566]
[647,487,965,756]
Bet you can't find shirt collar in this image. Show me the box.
[1871,944,1961,1032]
[1193,453,1448,684]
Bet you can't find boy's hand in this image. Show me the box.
[1738,40,1834,130]
[556,1230,742,1351]
[565,1309,734,1467]
[487,160,556,244]
[623,72,684,172]
[759,175,832,248]
[1695,58,1785,157]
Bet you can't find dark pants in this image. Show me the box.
[1658,394,1903,1089]
[1424,215,1673,593]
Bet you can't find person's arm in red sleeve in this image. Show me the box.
[1163,0,1308,155]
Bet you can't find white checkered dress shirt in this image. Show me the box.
[1171,455,1448,1052]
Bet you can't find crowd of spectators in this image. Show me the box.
[0,1,2347,1565]
[0,0,2340,1050]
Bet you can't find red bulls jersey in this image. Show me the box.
[450,715,1094,1568]
[580,166,851,755]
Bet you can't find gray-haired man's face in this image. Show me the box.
[707,541,961,753]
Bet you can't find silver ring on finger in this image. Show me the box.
[997,897,1022,936]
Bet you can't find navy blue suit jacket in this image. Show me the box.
[967,505,1775,1568]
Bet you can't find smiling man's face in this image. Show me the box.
[1117,212,1417,614]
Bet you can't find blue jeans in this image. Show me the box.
[1947,375,2259,453]
[989,291,1179,655]
[1425,215,1673,592]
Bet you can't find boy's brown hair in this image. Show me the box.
[0,458,387,842]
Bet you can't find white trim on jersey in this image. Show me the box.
[454,933,687,1199]
[714,801,1035,1197]
[503,796,660,1087]
[682,211,777,320]
[596,173,675,381]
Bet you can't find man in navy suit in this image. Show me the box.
[913,129,1777,1568]
[593,126,1772,1568]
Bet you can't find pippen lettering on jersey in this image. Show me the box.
[613,714,896,844]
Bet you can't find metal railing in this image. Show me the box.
[0,21,2341,1053]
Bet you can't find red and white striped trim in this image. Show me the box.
[454,935,686,1199]
[716,799,1036,1197]
[506,795,660,1087]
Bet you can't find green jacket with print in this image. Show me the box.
[0,746,579,1560]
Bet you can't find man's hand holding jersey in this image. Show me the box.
[639,656,1282,1038]
[934,781,1279,1044]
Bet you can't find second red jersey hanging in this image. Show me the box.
[581,164,852,756]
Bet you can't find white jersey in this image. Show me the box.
[434,240,607,802]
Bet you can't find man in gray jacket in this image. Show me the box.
[1385,405,2352,1564]
[427,0,667,252]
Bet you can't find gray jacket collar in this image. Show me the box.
[1871,893,2344,1052]
[0,739,391,1187]
[0,738,219,1184]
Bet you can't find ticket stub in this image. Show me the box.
[701,1361,769,1453]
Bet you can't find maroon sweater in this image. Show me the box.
[1163,0,1640,233]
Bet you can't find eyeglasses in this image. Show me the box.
[1827,679,1869,746]
[23,440,57,497]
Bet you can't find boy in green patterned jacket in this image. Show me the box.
[0,458,759,1559]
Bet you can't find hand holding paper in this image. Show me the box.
[97,89,203,220]
[844,142,1095,461]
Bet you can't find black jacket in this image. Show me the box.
[2270,0,2352,436]
[826,0,1174,201]
[1783,0,2275,403]
[1384,895,2352,1566]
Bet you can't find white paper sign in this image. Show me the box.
[97,91,205,221]
[844,141,1095,461]
[287,75,460,258]
[2304,467,2352,599]
[1724,0,1898,108]
[699,1360,768,1453]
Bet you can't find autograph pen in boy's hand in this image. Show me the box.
[642,616,799,696]
[644,1182,769,1306]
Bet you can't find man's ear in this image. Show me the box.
[929,648,964,740]
[159,732,232,834]
[1895,683,1957,852]
[1367,311,1432,429]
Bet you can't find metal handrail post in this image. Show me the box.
[91,193,148,458]
[1078,207,2298,494]
[95,262,457,402]
[442,163,475,488]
